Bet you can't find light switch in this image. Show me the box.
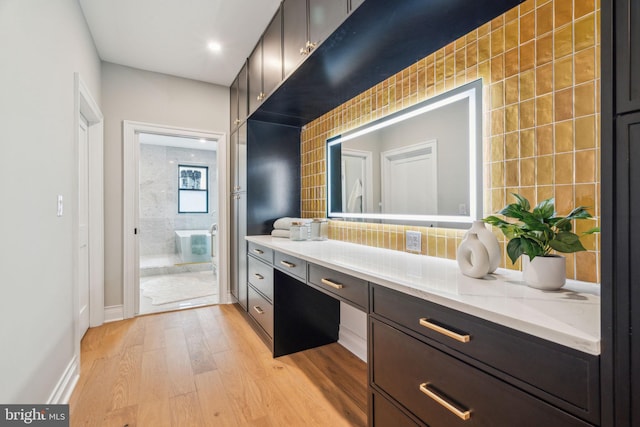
[57,195,63,217]
[406,230,421,252]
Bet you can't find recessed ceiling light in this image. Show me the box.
[199,138,207,143]
[207,41,222,53]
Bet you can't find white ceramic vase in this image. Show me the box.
[465,220,502,273]
[457,233,490,279]
[521,255,566,290]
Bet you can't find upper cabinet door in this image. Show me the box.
[248,40,263,115]
[262,7,283,100]
[231,62,248,130]
[230,74,239,131]
[283,0,308,78]
[309,0,348,47]
[238,62,248,124]
[616,0,640,113]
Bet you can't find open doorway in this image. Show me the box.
[137,133,220,315]
[123,122,228,319]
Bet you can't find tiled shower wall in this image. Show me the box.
[139,144,218,256]
[300,0,601,282]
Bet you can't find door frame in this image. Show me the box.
[73,74,104,349]
[123,121,228,319]
[341,148,373,213]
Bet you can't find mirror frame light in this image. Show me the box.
[326,79,482,227]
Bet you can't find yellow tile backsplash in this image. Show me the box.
[300,0,601,283]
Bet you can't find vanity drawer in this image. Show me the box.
[248,242,273,264]
[371,391,422,427]
[274,251,307,280]
[307,264,368,310]
[370,284,599,423]
[371,319,591,427]
[247,256,274,301]
[248,286,274,338]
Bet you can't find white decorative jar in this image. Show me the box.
[457,233,490,279]
[465,220,502,273]
[521,255,566,290]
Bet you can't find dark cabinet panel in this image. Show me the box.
[246,120,301,235]
[238,62,248,125]
[615,0,640,113]
[370,319,591,427]
[230,74,239,130]
[629,116,640,426]
[230,62,248,131]
[370,391,422,427]
[309,0,348,47]
[283,0,308,77]
[262,7,283,99]
[248,42,262,115]
[249,9,283,116]
[611,112,640,426]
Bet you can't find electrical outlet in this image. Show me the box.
[406,230,421,252]
[459,203,467,215]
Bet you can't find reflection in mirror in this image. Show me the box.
[327,79,482,228]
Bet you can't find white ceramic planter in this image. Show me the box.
[522,255,566,290]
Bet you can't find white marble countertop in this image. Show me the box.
[246,235,601,355]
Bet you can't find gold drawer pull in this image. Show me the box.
[253,306,265,315]
[419,383,471,421]
[321,278,344,289]
[253,273,264,280]
[419,318,470,343]
[280,260,296,268]
[252,248,264,255]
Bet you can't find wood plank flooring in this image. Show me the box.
[69,304,368,426]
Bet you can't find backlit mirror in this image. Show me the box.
[327,79,482,228]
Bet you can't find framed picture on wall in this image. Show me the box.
[178,165,208,213]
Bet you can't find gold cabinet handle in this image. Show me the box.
[253,273,264,280]
[253,306,265,315]
[234,119,241,125]
[419,318,470,343]
[280,260,296,268]
[419,383,471,421]
[252,248,264,255]
[321,278,344,289]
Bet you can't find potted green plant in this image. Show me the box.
[483,194,600,290]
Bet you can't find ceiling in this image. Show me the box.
[78,0,282,87]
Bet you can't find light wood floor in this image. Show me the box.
[69,304,368,426]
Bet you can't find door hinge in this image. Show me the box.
[134,228,138,235]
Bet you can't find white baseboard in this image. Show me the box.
[104,304,124,323]
[47,355,79,404]
[338,325,367,362]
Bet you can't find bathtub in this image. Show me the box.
[175,230,211,263]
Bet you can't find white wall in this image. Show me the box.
[102,62,229,306]
[0,0,101,403]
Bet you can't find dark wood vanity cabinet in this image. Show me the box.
[369,284,600,426]
[245,242,340,357]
